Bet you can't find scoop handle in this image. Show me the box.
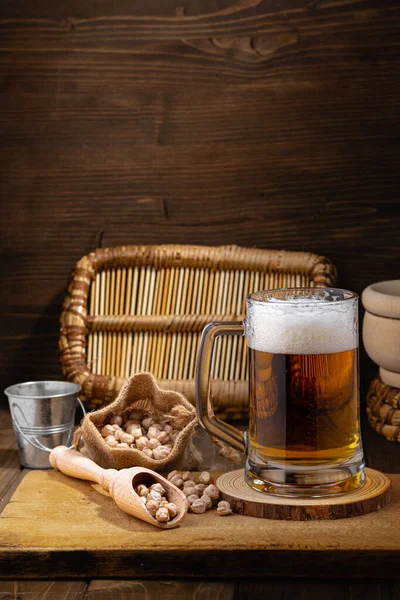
[49,446,117,491]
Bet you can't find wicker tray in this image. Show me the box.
[366,377,400,443]
[59,244,336,415]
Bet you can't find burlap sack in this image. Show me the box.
[74,372,200,471]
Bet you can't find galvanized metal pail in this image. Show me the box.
[4,381,85,469]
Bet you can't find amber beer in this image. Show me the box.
[249,347,360,465]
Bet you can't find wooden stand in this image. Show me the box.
[216,468,392,520]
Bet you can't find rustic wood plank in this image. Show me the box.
[0,408,21,499]
[84,580,236,599]
[1,1,400,43]
[0,470,27,516]
[0,470,398,580]
[238,580,392,600]
[391,582,400,600]
[0,581,88,599]
[1,548,398,581]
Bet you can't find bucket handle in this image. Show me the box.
[11,397,86,453]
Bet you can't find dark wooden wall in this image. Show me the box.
[1,0,400,399]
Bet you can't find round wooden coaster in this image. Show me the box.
[216,468,392,520]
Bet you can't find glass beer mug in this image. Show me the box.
[196,288,366,497]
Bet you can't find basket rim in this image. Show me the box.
[73,243,336,279]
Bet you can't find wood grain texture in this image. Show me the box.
[237,580,393,600]
[84,580,236,599]
[0,581,88,599]
[392,582,400,600]
[1,0,400,396]
[49,447,188,529]
[0,469,399,579]
[0,579,394,599]
[0,409,22,503]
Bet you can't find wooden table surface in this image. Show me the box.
[0,406,399,599]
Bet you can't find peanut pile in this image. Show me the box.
[167,470,232,516]
[99,412,233,519]
[98,409,179,460]
[134,481,178,523]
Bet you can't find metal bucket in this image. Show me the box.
[4,381,85,469]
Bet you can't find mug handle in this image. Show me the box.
[196,322,246,454]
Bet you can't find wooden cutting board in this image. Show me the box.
[0,470,399,580]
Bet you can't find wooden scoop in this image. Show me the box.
[49,446,187,529]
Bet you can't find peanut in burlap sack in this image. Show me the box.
[74,372,200,471]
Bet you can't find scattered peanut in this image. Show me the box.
[147,426,160,439]
[110,415,123,426]
[136,436,150,451]
[153,446,171,460]
[204,484,220,502]
[183,479,196,489]
[142,448,154,458]
[127,425,143,439]
[155,507,170,522]
[136,484,150,497]
[190,499,207,514]
[150,483,166,495]
[167,470,179,481]
[169,474,184,488]
[217,501,232,516]
[145,499,160,517]
[201,493,212,510]
[147,438,161,450]
[162,470,228,517]
[141,417,154,430]
[186,493,199,504]
[199,471,212,485]
[120,432,134,445]
[147,490,162,503]
[157,431,170,444]
[100,425,115,437]
[114,429,123,441]
[163,502,178,518]
[104,435,118,447]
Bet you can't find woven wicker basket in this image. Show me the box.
[59,244,336,415]
[366,377,400,442]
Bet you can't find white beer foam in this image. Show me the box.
[247,298,357,354]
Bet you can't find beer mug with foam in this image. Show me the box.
[196,288,366,497]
